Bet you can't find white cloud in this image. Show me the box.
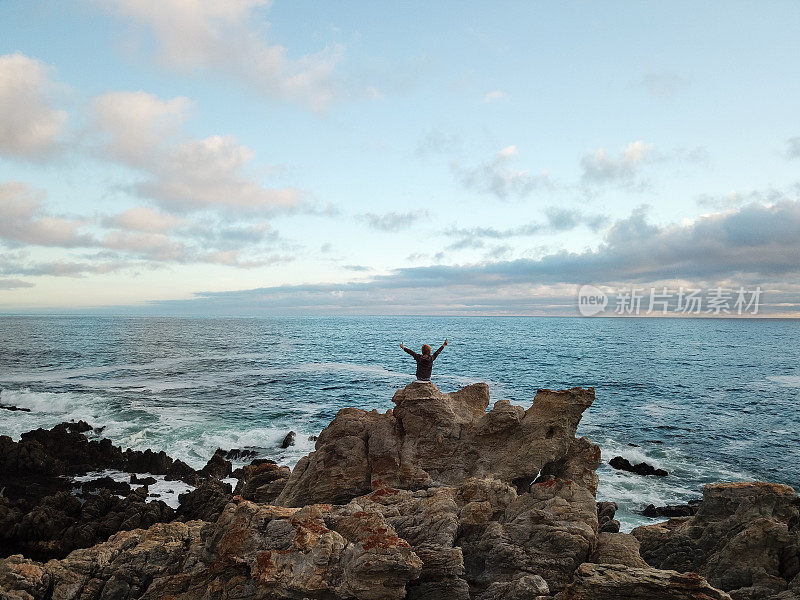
[483,90,507,103]
[0,181,93,247]
[136,135,307,213]
[92,91,191,166]
[580,141,655,184]
[91,91,309,215]
[0,53,67,159]
[94,0,343,111]
[102,230,187,261]
[103,206,184,232]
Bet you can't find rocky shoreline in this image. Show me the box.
[0,381,797,599]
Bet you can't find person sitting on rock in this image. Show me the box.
[400,339,448,382]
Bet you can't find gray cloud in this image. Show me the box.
[642,71,690,99]
[361,211,425,232]
[416,129,460,156]
[580,141,655,185]
[445,208,608,249]
[0,278,35,290]
[453,146,553,200]
[139,200,800,315]
[787,137,800,159]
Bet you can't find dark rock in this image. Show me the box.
[280,430,296,448]
[609,456,668,477]
[175,479,232,522]
[308,434,318,441]
[0,404,31,412]
[642,499,701,518]
[130,474,157,486]
[223,448,258,460]
[0,486,173,561]
[64,420,92,434]
[198,448,232,480]
[80,476,132,496]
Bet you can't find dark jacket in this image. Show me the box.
[403,344,445,380]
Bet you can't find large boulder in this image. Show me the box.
[633,482,800,600]
[557,563,733,600]
[276,382,596,507]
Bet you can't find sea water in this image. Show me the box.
[0,315,797,531]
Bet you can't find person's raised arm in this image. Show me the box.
[432,338,448,360]
[400,342,419,359]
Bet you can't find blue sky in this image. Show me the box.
[1,1,799,315]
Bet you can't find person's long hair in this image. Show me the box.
[421,344,432,356]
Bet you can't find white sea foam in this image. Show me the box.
[72,470,194,509]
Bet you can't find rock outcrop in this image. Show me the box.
[276,382,598,507]
[0,382,773,600]
[633,482,800,600]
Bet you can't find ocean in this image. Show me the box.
[0,315,797,530]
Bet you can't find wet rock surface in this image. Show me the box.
[609,455,669,477]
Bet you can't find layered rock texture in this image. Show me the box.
[633,482,800,600]
[0,381,796,600]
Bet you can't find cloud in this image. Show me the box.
[416,129,460,156]
[580,141,655,185]
[142,200,800,315]
[92,91,310,215]
[94,0,343,111]
[641,71,690,99]
[0,53,67,159]
[0,279,35,290]
[92,91,191,166]
[453,146,553,200]
[483,90,507,103]
[103,206,184,232]
[786,136,800,159]
[0,181,94,247]
[445,208,607,249]
[361,211,425,232]
[0,259,133,278]
[136,135,307,213]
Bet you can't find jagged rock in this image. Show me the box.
[197,448,232,480]
[280,431,296,448]
[590,532,649,567]
[80,476,132,496]
[609,456,668,477]
[597,500,620,532]
[642,500,702,518]
[480,573,550,599]
[0,486,173,560]
[557,563,732,599]
[0,499,424,600]
[276,382,596,507]
[224,448,258,460]
[633,482,800,600]
[175,479,232,522]
[130,474,157,486]
[236,461,291,503]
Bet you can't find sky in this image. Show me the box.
[1,1,799,316]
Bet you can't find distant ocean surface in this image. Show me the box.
[1,315,798,530]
